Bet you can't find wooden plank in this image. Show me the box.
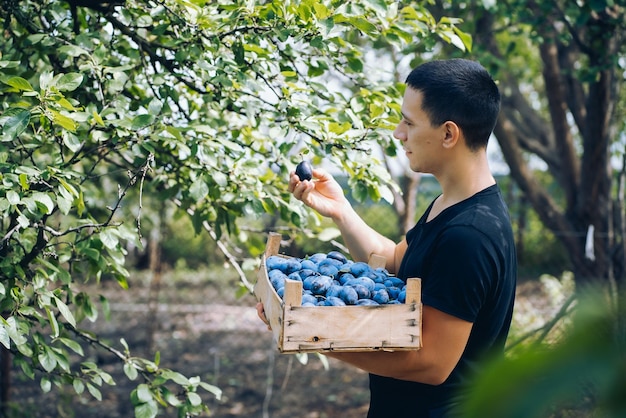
[405,278,421,305]
[254,255,286,348]
[368,253,387,269]
[283,278,303,307]
[265,232,282,257]
[281,303,421,352]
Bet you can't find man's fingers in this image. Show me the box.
[287,172,299,193]
[256,302,271,330]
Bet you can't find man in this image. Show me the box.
[258,59,517,417]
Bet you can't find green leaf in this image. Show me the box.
[187,391,202,406]
[56,73,84,92]
[62,132,83,152]
[120,338,129,352]
[101,295,111,321]
[100,229,119,249]
[124,362,139,380]
[41,376,52,393]
[198,381,223,399]
[6,190,20,205]
[233,40,245,66]
[39,71,54,90]
[57,97,77,111]
[163,388,181,406]
[19,360,34,379]
[328,121,352,134]
[0,315,28,349]
[134,401,158,418]
[73,378,85,395]
[86,383,102,401]
[76,190,85,215]
[1,108,31,141]
[32,192,55,215]
[131,114,155,130]
[54,296,76,327]
[52,347,70,372]
[18,173,30,191]
[50,110,78,131]
[3,76,34,92]
[453,26,472,52]
[46,306,60,338]
[136,384,153,403]
[347,16,378,35]
[92,110,105,126]
[189,178,209,202]
[347,56,363,72]
[57,194,72,215]
[38,347,57,372]
[58,337,84,356]
[147,98,163,115]
[0,324,9,349]
[58,44,90,58]
[160,370,189,386]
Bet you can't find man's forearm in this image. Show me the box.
[332,205,397,270]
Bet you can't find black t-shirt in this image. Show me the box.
[367,184,517,418]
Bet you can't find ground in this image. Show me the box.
[6,270,558,418]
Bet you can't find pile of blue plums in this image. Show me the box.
[265,251,408,306]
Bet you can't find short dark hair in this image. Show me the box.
[405,59,500,150]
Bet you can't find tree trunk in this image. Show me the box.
[397,172,421,235]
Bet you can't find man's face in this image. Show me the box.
[393,87,445,174]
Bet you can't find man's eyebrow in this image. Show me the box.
[401,112,414,123]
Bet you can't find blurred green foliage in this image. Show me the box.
[456,288,626,418]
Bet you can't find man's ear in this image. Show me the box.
[442,121,460,149]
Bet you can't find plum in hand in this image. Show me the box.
[295,160,313,181]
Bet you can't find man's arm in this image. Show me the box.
[325,305,473,386]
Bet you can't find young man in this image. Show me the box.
[258,59,517,417]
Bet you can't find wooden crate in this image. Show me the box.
[254,232,422,353]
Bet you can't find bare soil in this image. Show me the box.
[6,274,551,418]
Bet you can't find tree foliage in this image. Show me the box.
[0,0,469,415]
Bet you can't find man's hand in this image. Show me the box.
[289,168,349,220]
[256,302,271,331]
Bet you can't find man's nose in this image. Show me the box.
[393,124,405,141]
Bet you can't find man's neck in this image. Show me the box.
[428,157,495,222]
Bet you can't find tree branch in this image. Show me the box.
[172,199,254,293]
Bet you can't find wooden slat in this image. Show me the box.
[253,256,285,348]
[368,253,387,269]
[405,278,421,305]
[264,232,282,257]
[281,303,421,352]
[283,279,303,307]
